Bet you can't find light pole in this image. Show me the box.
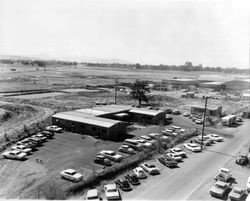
[201,96,208,150]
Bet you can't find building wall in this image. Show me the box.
[243,111,250,118]
[190,106,222,117]
[52,117,126,140]
[130,111,166,124]
[225,81,250,90]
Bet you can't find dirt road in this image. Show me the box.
[123,120,250,200]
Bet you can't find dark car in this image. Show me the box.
[235,155,249,166]
[41,130,54,139]
[124,173,140,185]
[29,137,43,146]
[172,110,181,115]
[17,139,38,150]
[115,178,132,191]
[165,109,173,114]
[94,155,112,166]
[158,156,178,168]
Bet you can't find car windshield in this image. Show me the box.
[233,188,242,193]
[87,195,98,200]
[106,152,115,155]
[107,189,117,193]
[67,171,76,175]
[216,184,226,189]
[148,164,156,168]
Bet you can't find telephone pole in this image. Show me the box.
[114,78,118,104]
[201,96,208,150]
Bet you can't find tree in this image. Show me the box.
[130,80,150,106]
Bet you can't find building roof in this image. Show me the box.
[52,111,121,128]
[200,82,225,86]
[222,115,236,120]
[129,108,164,116]
[76,105,131,116]
[198,74,250,83]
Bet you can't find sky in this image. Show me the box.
[0,0,249,68]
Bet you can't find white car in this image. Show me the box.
[246,176,250,192]
[229,187,245,201]
[183,112,190,117]
[133,167,147,179]
[2,150,27,160]
[46,125,63,133]
[104,184,120,200]
[207,134,224,142]
[141,163,159,175]
[162,130,178,137]
[195,119,203,124]
[11,145,32,154]
[148,133,161,139]
[166,153,182,162]
[171,126,181,130]
[215,168,232,182]
[86,189,101,201]
[118,145,136,154]
[60,169,83,182]
[99,150,123,162]
[183,143,201,152]
[140,135,152,141]
[169,147,187,158]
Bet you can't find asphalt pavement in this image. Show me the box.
[123,119,250,200]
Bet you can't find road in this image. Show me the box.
[123,119,250,200]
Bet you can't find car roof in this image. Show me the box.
[233,187,243,192]
[220,168,229,172]
[87,189,98,197]
[64,169,76,173]
[215,181,228,187]
[105,183,116,189]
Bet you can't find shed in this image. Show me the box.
[190,105,222,117]
[52,111,127,140]
[221,115,236,126]
[129,108,166,124]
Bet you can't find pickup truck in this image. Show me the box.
[210,181,231,198]
[215,168,232,182]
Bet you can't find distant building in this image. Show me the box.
[199,82,226,91]
[225,79,250,91]
[190,105,222,117]
[129,108,166,124]
[164,78,197,89]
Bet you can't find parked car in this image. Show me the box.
[124,173,140,185]
[215,168,232,182]
[104,184,120,200]
[183,112,190,117]
[246,176,250,192]
[165,114,173,120]
[86,189,101,201]
[183,143,201,152]
[148,133,161,139]
[60,169,83,182]
[195,119,203,124]
[210,181,231,198]
[172,110,181,115]
[171,126,181,130]
[29,136,43,145]
[2,150,27,160]
[162,130,178,137]
[119,145,136,154]
[17,139,38,150]
[94,155,112,166]
[235,155,249,166]
[115,178,132,191]
[140,135,152,141]
[46,125,63,133]
[236,116,243,122]
[198,135,215,144]
[133,167,147,179]
[169,147,187,158]
[41,130,54,139]
[228,187,245,201]
[141,163,160,175]
[157,156,178,168]
[123,139,144,151]
[165,108,173,114]
[11,145,32,154]
[165,153,182,162]
[99,150,123,162]
[33,133,47,142]
[207,134,224,142]
[194,137,211,146]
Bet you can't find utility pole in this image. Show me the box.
[114,78,118,104]
[201,96,208,150]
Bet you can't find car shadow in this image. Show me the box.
[220,187,232,200]
[228,177,237,184]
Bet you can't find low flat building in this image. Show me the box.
[52,111,127,140]
[129,108,166,124]
[221,115,236,126]
[190,105,222,117]
[199,82,226,91]
[167,78,197,89]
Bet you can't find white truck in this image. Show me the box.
[215,168,232,182]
